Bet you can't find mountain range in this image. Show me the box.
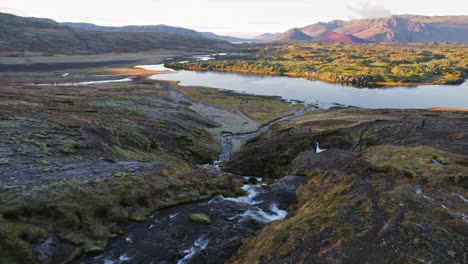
[263,15,468,44]
[0,12,232,55]
[1,12,467,55]
[62,22,248,43]
[65,15,468,44]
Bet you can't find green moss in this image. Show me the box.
[189,213,212,225]
[272,233,289,246]
[60,140,80,154]
[0,166,239,262]
[34,160,50,165]
[114,146,183,164]
[20,138,46,148]
[0,158,11,165]
[176,135,193,145]
[0,119,20,128]
[444,219,468,236]
[84,240,107,254]
[0,221,47,264]
[3,185,20,191]
[412,238,427,248]
[113,171,132,178]
[15,148,27,155]
[363,145,468,187]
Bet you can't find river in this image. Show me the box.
[80,176,306,264]
[144,62,468,109]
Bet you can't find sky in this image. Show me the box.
[0,0,467,37]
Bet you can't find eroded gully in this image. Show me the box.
[78,91,326,264]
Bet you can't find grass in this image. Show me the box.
[172,84,306,125]
[167,43,468,86]
[362,145,468,188]
[225,107,468,263]
[229,151,468,263]
[229,170,360,263]
[0,76,258,262]
[60,140,80,154]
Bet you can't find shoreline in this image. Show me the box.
[165,66,466,88]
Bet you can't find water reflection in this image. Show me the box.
[145,67,467,109]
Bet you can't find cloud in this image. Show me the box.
[347,2,392,18]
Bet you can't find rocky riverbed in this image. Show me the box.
[79,176,306,264]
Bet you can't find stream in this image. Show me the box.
[216,107,321,164]
[80,106,319,264]
[44,54,324,263]
[82,176,305,264]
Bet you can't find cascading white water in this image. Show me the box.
[177,236,210,264]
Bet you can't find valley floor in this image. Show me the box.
[0,60,301,263]
[0,55,467,264]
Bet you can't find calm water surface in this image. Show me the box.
[145,66,468,109]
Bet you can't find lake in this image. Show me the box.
[144,65,468,109]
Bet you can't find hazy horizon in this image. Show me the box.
[1,0,467,37]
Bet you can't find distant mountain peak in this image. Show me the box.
[314,32,369,43]
[300,21,344,38]
[269,15,468,44]
[268,28,313,43]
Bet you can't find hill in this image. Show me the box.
[226,107,468,264]
[264,15,468,43]
[267,28,313,43]
[313,32,369,43]
[300,21,344,37]
[62,22,201,35]
[198,32,249,43]
[0,13,232,55]
[63,22,249,43]
[256,32,281,41]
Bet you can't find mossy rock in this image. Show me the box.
[0,221,48,264]
[272,233,289,246]
[189,213,212,225]
[0,166,238,262]
[60,140,80,154]
[0,158,11,165]
[129,208,149,222]
[84,240,107,254]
